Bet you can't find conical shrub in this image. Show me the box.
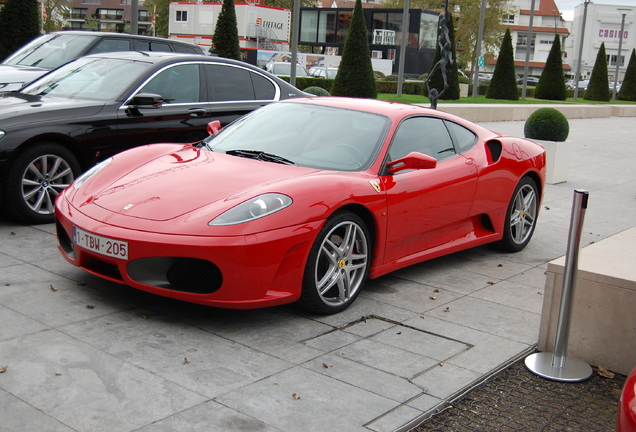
[330,0,377,98]
[584,42,610,101]
[486,28,519,100]
[535,34,566,101]
[211,0,241,60]
[618,49,636,101]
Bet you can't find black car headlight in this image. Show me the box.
[209,193,292,226]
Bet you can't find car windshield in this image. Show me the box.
[3,33,97,69]
[204,102,389,171]
[21,57,150,101]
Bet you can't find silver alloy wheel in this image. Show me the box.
[21,154,75,215]
[509,183,537,245]
[314,220,369,307]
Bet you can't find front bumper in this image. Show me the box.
[55,197,323,309]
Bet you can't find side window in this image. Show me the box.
[173,44,199,54]
[149,42,172,52]
[138,64,201,104]
[204,64,255,101]
[251,72,276,100]
[90,38,132,54]
[445,120,477,153]
[176,10,188,22]
[135,40,150,51]
[389,117,456,162]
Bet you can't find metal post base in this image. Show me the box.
[525,352,593,383]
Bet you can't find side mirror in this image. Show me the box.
[207,120,222,136]
[125,93,164,109]
[386,152,437,175]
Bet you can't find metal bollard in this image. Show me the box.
[525,190,593,382]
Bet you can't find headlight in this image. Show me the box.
[73,158,113,190]
[0,130,5,142]
[209,193,292,226]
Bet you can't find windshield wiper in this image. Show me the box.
[225,149,295,165]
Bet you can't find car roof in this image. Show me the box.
[83,51,245,67]
[48,31,190,44]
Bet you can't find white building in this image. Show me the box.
[168,1,291,52]
[565,2,634,82]
[485,0,570,77]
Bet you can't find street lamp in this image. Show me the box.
[573,0,591,101]
[612,8,631,101]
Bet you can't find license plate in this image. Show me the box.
[73,227,128,260]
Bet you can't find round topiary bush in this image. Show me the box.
[524,108,570,142]
[373,70,386,80]
[383,74,399,81]
[304,86,330,96]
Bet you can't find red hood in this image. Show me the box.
[89,146,317,221]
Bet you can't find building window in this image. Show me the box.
[607,55,625,66]
[540,39,553,44]
[70,8,87,19]
[501,14,515,24]
[96,8,124,20]
[516,33,535,47]
[176,10,187,22]
[83,0,101,4]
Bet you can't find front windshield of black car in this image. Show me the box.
[3,34,97,69]
[204,102,390,171]
[21,57,150,101]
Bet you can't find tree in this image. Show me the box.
[211,0,241,60]
[485,28,518,100]
[617,49,636,102]
[143,0,173,37]
[584,42,610,102]
[0,0,40,62]
[43,0,71,33]
[330,0,377,98]
[427,13,460,100]
[534,34,566,101]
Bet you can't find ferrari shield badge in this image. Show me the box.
[369,180,381,193]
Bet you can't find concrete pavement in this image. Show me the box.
[1,115,635,432]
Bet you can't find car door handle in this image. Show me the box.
[188,108,207,117]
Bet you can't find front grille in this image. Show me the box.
[166,258,223,294]
[127,257,223,294]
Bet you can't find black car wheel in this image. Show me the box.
[4,143,81,225]
[493,176,539,252]
[298,210,371,314]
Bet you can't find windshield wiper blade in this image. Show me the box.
[226,149,295,165]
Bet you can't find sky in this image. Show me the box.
[556,0,636,21]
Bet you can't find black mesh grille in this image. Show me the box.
[166,258,223,294]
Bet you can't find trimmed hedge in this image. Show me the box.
[524,107,570,142]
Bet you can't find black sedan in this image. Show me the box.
[0,51,305,224]
[517,76,540,86]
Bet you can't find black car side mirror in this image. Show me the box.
[125,93,164,109]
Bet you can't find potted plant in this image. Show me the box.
[524,107,571,184]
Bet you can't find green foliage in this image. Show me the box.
[524,108,569,142]
[618,49,636,102]
[211,0,241,60]
[143,0,170,36]
[84,17,100,31]
[486,28,518,100]
[330,0,377,98]
[458,76,470,84]
[585,42,611,102]
[535,35,566,101]
[0,0,40,62]
[427,13,460,100]
[384,74,400,81]
[304,86,330,96]
[373,70,386,80]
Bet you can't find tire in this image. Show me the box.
[493,176,539,252]
[298,210,371,314]
[4,143,81,225]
